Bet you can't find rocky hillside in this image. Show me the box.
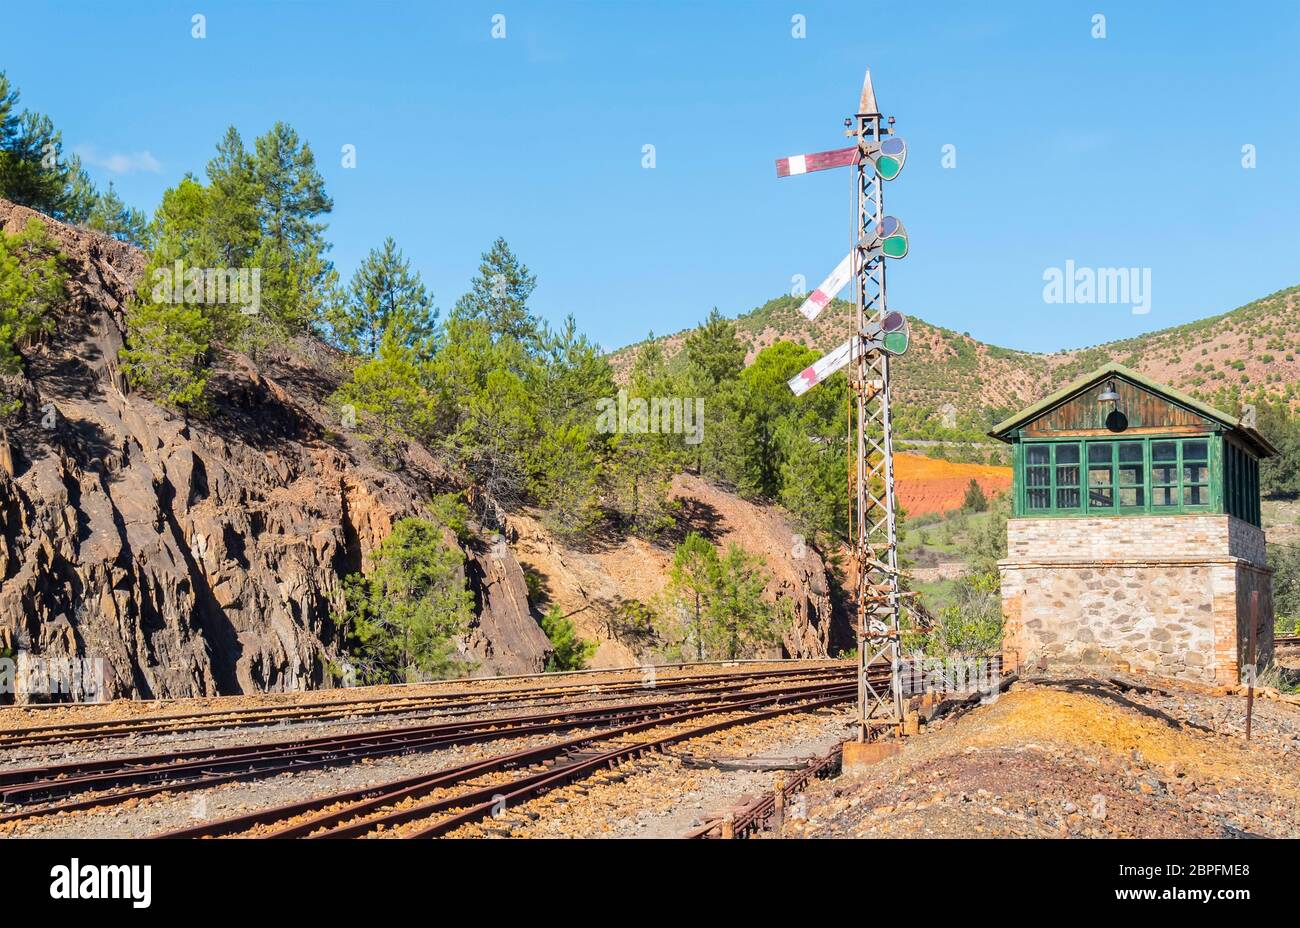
[0,200,847,701]
[611,287,1300,427]
[509,473,850,668]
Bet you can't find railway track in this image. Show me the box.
[0,668,866,826]
[156,678,864,839]
[0,662,847,750]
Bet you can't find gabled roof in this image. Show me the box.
[988,362,1278,457]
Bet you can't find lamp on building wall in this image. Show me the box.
[1099,379,1127,432]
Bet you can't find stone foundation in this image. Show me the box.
[999,515,1273,685]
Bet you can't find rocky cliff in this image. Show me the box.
[0,200,850,702]
[509,473,851,666]
[0,199,550,700]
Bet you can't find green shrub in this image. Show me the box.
[540,606,596,671]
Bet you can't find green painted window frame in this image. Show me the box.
[1023,442,1083,514]
[1016,434,1227,517]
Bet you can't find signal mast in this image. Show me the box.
[776,70,910,740]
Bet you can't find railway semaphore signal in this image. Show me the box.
[775,69,910,741]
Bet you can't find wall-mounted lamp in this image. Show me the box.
[1099,379,1127,432]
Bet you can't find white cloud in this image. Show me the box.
[73,145,162,175]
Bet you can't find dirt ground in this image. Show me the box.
[786,674,1300,839]
[894,453,1011,517]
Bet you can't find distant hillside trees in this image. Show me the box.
[1271,545,1299,636]
[1201,387,1300,499]
[1257,402,1300,499]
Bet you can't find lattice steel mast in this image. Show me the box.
[849,71,904,739]
[774,69,910,740]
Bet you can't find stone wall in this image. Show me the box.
[1005,514,1266,566]
[1000,514,1272,685]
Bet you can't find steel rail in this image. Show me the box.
[158,680,862,839]
[0,662,849,748]
[0,672,867,825]
[400,690,855,840]
[0,667,853,794]
[685,743,844,838]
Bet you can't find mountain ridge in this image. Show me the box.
[610,285,1300,437]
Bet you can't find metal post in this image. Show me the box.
[851,78,904,740]
[1247,590,1258,742]
[772,773,786,836]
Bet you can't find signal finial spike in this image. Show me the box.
[858,68,880,116]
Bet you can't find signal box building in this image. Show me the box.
[990,363,1275,685]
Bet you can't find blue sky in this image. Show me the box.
[5,0,1298,353]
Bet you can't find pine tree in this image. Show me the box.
[334,336,441,465]
[0,218,66,415]
[451,238,539,343]
[962,478,989,512]
[540,606,597,671]
[666,532,720,661]
[683,308,746,476]
[85,182,147,247]
[684,308,745,388]
[531,421,602,539]
[777,422,845,538]
[0,73,17,151]
[328,237,437,357]
[0,110,68,216]
[118,178,231,411]
[732,341,815,496]
[655,535,782,661]
[118,300,214,412]
[433,316,540,525]
[336,518,474,683]
[711,543,781,659]
[204,127,260,268]
[250,122,335,332]
[604,338,682,536]
[527,316,614,537]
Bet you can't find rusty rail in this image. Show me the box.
[0,662,850,749]
[0,671,857,826]
[685,743,844,839]
[158,680,860,839]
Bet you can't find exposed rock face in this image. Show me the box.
[0,199,548,700]
[509,473,851,666]
[0,199,844,701]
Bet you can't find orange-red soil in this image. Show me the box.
[893,453,1011,517]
